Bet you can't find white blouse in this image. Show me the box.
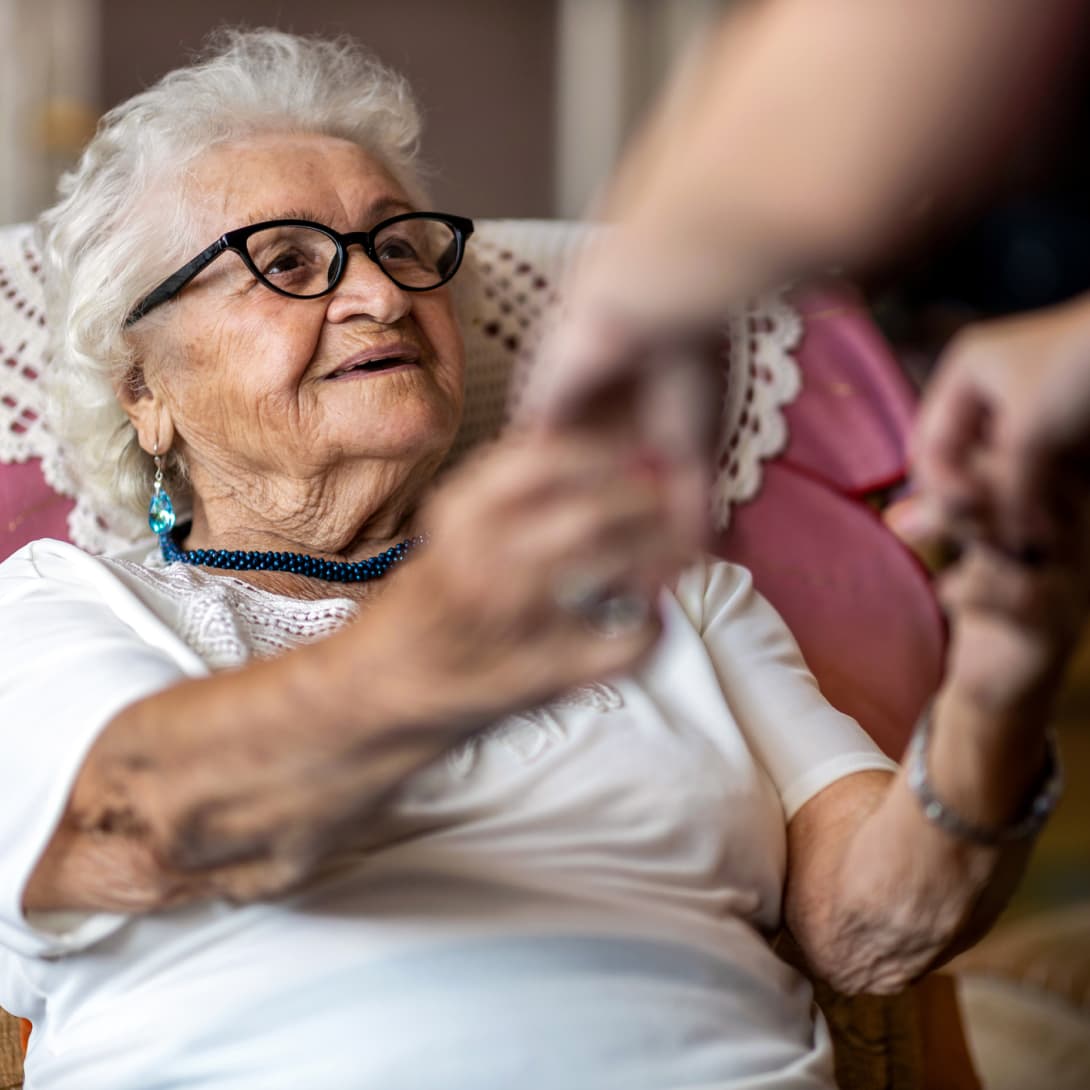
[0,540,896,1090]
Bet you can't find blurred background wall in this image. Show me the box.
[0,0,99,223]
[0,0,724,224]
[97,0,559,220]
[5,0,1090,320]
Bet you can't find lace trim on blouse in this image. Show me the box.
[105,552,359,668]
[105,552,625,771]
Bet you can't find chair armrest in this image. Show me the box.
[774,930,983,1090]
[0,1008,23,1090]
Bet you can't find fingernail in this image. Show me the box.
[884,498,933,539]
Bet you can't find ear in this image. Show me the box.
[117,366,176,455]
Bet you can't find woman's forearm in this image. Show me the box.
[23,599,476,915]
[585,0,1080,327]
[785,683,1050,995]
[24,435,673,918]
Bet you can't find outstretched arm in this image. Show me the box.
[784,528,1086,993]
[521,0,1084,557]
[20,435,674,916]
[529,0,1083,424]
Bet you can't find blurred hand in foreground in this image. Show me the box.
[912,293,1090,561]
[517,0,1076,551]
[516,293,724,557]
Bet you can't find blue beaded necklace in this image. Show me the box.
[158,526,424,584]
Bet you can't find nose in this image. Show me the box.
[323,245,411,326]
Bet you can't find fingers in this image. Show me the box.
[491,442,686,614]
[912,333,1000,520]
[516,301,644,427]
[407,430,684,715]
[438,432,641,520]
[882,495,961,572]
[912,302,1090,556]
[987,423,1062,556]
[505,483,671,569]
[913,366,987,494]
[637,352,720,552]
[938,546,1064,629]
[517,319,722,556]
[936,539,1089,715]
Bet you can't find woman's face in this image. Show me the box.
[128,132,465,543]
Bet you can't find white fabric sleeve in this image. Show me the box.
[678,558,898,820]
[0,541,198,958]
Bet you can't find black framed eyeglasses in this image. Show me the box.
[126,211,475,326]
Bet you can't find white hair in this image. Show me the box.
[38,28,429,523]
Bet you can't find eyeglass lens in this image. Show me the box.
[244,219,460,296]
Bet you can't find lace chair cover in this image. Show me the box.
[0,219,802,553]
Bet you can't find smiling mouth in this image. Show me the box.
[326,354,421,379]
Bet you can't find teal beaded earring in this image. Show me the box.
[147,445,176,535]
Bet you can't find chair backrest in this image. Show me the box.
[0,219,940,753]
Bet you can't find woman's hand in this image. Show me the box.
[26,433,681,915]
[390,432,682,724]
[785,525,1089,994]
[938,537,1090,726]
[890,449,1090,844]
[788,412,1090,995]
[904,298,1090,727]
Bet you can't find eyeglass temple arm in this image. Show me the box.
[126,238,230,326]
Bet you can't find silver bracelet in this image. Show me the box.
[905,715,1064,845]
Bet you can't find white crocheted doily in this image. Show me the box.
[0,219,801,553]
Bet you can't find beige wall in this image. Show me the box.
[0,0,99,222]
[4,1,728,224]
[99,0,557,218]
[554,0,723,216]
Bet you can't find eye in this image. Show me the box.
[245,226,337,294]
[263,247,307,276]
[369,219,457,288]
[376,234,421,264]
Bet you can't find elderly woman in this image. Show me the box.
[0,29,1083,1090]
